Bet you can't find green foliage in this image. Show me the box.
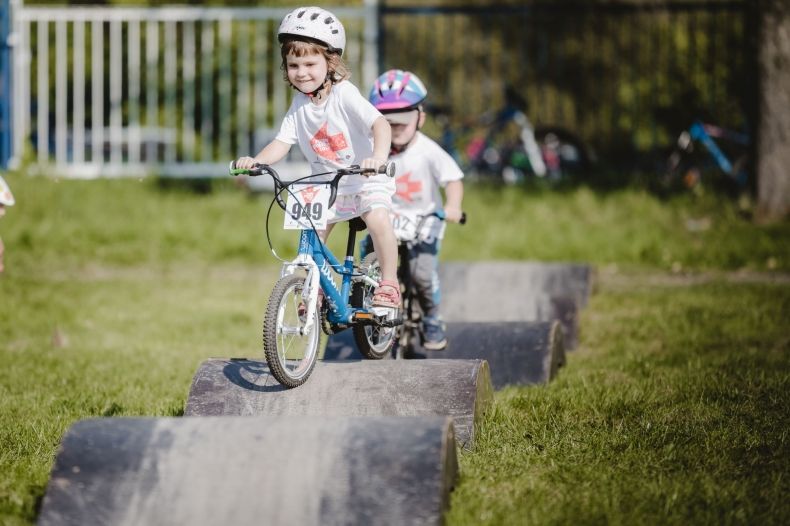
[0,173,787,524]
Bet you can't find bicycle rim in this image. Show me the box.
[263,275,320,387]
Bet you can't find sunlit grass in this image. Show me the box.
[448,281,790,525]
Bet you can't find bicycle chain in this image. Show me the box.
[321,304,348,335]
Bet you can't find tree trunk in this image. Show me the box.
[756,0,790,223]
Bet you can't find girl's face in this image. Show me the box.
[285,51,329,95]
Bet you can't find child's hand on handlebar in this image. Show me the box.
[444,206,464,223]
[235,156,259,170]
[359,157,388,175]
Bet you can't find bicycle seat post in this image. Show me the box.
[345,217,367,262]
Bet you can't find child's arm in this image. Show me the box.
[443,180,464,223]
[235,140,291,169]
[359,116,392,173]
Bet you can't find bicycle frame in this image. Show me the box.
[280,225,379,335]
[686,121,748,178]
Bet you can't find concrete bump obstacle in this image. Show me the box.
[440,261,594,309]
[325,321,565,389]
[38,415,458,526]
[422,321,564,388]
[185,358,493,448]
[440,261,593,348]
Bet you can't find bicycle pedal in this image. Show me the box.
[352,311,376,323]
[370,306,399,318]
[381,316,403,328]
[352,308,401,327]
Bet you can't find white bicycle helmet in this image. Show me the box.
[278,6,346,55]
[0,175,14,207]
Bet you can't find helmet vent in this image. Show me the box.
[310,13,320,21]
[297,10,305,18]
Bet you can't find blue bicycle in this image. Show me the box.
[665,120,749,192]
[230,161,400,388]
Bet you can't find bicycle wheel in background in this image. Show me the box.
[533,126,591,180]
[351,253,397,359]
[263,274,320,388]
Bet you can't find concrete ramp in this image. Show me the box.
[440,261,593,309]
[420,321,564,388]
[439,261,590,348]
[185,359,492,448]
[326,321,565,388]
[38,415,457,526]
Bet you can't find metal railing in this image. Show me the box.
[8,1,378,177]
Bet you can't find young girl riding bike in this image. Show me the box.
[234,6,401,309]
[365,69,465,350]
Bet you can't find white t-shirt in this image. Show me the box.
[276,81,394,196]
[389,131,464,218]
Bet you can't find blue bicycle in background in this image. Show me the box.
[230,161,400,388]
[664,120,750,192]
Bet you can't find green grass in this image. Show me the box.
[0,172,788,525]
[448,281,789,525]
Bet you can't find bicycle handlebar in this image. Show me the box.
[228,161,395,178]
[229,160,396,211]
[429,210,467,225]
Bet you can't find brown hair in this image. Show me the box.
[280,39,351,85]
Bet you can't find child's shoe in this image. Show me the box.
[421,317,447,350]
[371,279,401,308]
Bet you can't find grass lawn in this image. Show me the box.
[0,173,788,525]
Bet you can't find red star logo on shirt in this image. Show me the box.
[310,122,349,162]
[300,185,320,204]
[395,171,423,202]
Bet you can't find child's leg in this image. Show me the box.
[410,240,442,319]
[411,238,446,349]
[361,207,400,307]
[362,207,398,281]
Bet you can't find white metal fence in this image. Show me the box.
[9,1,378,177]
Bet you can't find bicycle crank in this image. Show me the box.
[352,309,403,328]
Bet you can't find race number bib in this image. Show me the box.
[284,184,331,230]
[391,213,419,242]
[391,212,446,243]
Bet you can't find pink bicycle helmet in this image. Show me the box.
[368,69,427,112]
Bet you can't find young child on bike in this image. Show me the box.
[0,174,15,274]
[366,69,464,350]
[234,7,401,309]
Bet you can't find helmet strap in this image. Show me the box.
[300,75,332,100]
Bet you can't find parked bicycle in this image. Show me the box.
[361,209,465,359]
[431,89,592,185]
[664,120,749,193]
[229,161,401,388]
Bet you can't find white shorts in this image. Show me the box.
[326,186,393,224]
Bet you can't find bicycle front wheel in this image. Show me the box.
[263,274,320,388]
